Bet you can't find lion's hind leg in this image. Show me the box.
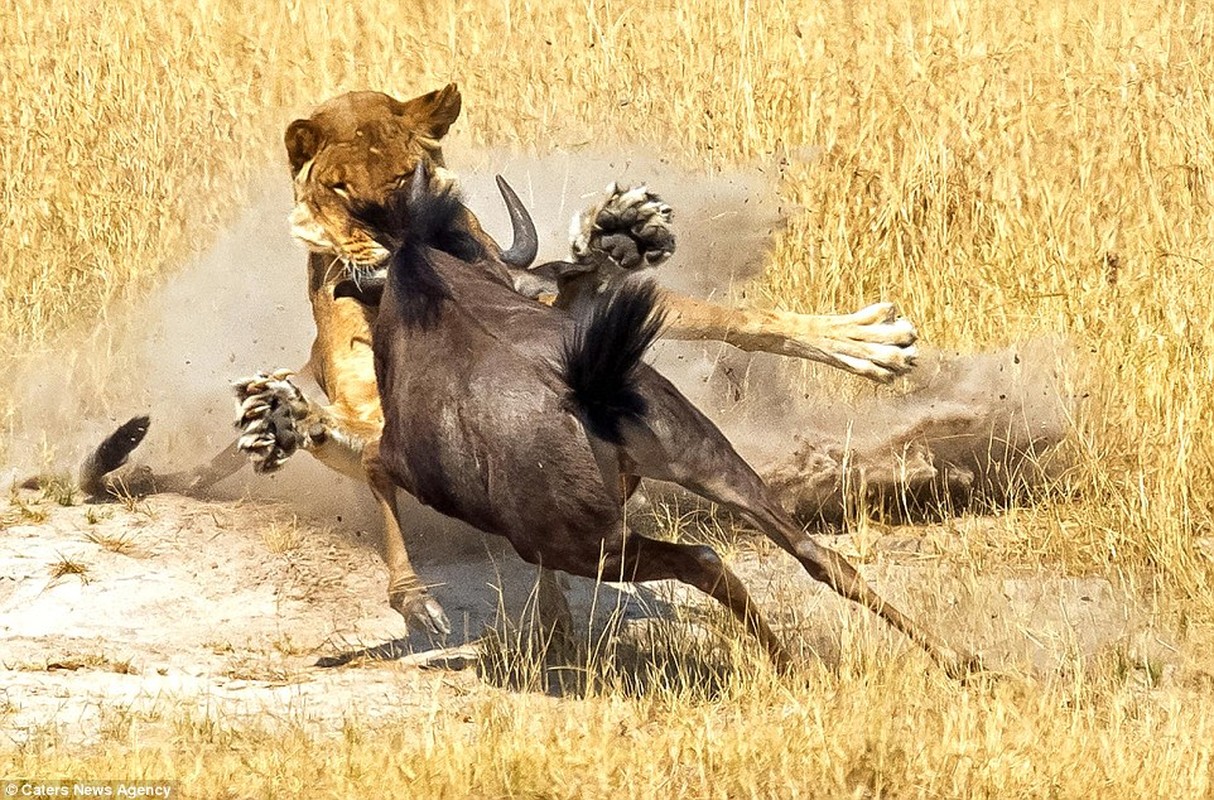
[541,183,677,310]
[567,183,919,382]
[807,301,919,380]
[656,294,920,383]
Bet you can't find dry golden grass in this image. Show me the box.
[3,656,1213,798]
[46,553,91,585]
[82,527,142,556]
[5,0,1214,796]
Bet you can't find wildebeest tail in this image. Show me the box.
[561,280,666,444]
[78,415,151,497]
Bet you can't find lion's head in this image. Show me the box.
[284,85,462,272]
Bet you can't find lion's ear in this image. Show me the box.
[285,118,323,176]
[396,83,462,141]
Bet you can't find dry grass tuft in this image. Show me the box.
[28,474,79,507]
[260,515,304,554]
[82,528,142,557]
[4,490,48,526]
[47,554,91,585]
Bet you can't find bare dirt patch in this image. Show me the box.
[1,487,1171,748]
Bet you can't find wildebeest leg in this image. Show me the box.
[603,533,792,671]
[536,567,576,655]
[691,472,977,678]
[362,438,451,637]
[619,422,977,677]
[531,474,641,653]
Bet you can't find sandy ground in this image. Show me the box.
[0,487,1172,747]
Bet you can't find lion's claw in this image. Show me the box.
[571,183,675,271]
[232,370,310,473]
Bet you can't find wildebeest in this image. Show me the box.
[342,165,977,676]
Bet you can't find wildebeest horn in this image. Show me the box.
[495,175,538,268]
[410,160,430,205]
[333,274,387,306]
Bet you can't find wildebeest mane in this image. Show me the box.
[349,174,486,326]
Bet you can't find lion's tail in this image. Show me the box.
[77,415,151,497]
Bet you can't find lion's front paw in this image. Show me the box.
[232,369,310,473]
[819,303,919,382]
[570,183,676,271]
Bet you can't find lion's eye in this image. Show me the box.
[329,182,350,197]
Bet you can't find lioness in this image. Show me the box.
[83,84,920,636]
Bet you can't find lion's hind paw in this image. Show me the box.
[233,369,309,473]
[823,303,920,383]
[570,183,675,271]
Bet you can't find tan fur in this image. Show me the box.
[659,295,917,376]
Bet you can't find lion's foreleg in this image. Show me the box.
[362,437,451,637]
[232,369,350,471]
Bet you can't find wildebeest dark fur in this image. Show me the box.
[356,166,977,676]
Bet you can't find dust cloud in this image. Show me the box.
[2,144,1079,531]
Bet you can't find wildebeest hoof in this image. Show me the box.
[391,588,452,637]
[570,183,675,270]
[232,369,310,473]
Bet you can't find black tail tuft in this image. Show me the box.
[79,415,151,497]
[561,281,666,444]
